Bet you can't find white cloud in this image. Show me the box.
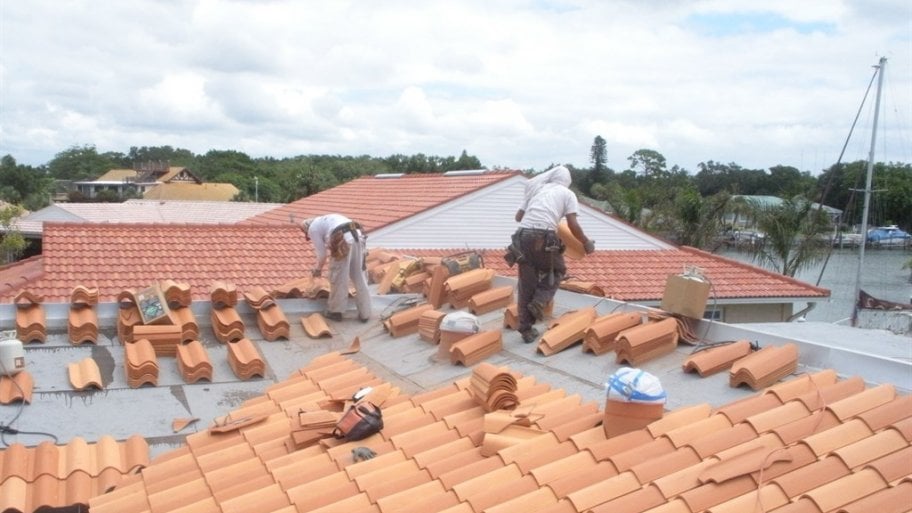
[0,0,909,172]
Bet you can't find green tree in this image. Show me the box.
[127,146,196,168]
[47,145,118,180]
[627,149,667,178]
[589,136,609,190]
[0,204,28,263]
[748,197,831,277]
[674,190,731,249]
[0,155,53,209]
[452,150,482,170]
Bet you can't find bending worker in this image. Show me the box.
[302,214,372,322]
[512,165,594,344]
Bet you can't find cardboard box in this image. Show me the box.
[603,399,665,437]
[660,274,711,319]
[135,285,172,325]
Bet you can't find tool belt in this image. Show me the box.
[504,228,563,267]
[329,221,362,261]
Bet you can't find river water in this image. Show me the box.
[718,247,912,323]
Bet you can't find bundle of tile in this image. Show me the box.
[68,304,98,345]
[450,330,503,366]
[171,305,200,342]
[0,371,33,404]
[418,309,446,343]
[402,271,430,294]
[615,317,680,365]
[116,289,142,343]
[176,340,213,383]
[14,290,46,344]
[68,357,103,390]
[210,294,246,343]
[71,285,99,306]
[227,338,266,380]
[444,268,495,309]
[210,281,238,308]
[467,285,514,316]
[582,312,642,355]
[383,303,435,337]
[682,339,754,377]
[244,286,290,341]
[132,324,183,356]
[160,279,192,308]
[730,342,799,390]
[426,264,450,308]
[537,307,597,356]
[124,338,159,388]
[272,276,331,299]
[469,362,519,412]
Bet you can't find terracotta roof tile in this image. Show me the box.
[68,357,103,390]
[729,343,799,390]
[0,370,33,404]
[834,480,912,513]
[682,340,754,377]
[244,171,520,231]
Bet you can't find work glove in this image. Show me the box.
[311,268,322,278]
[351,446,377,462]
[583,239,596,254]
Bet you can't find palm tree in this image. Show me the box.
[748,197,831,277]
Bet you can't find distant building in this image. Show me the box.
[68,161,239,202]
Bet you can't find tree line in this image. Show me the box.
[1,140,910,275]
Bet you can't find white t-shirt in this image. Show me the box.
[307,213,354,261]
[518,183,579,231]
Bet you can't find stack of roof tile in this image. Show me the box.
[730,342,799,390]
[615,316,680,365]
[450,330,503,366]
[132,324,182,356]
[583,312,642,355]
[87,352,912,513]
[68,357,103,390]
[243,286,290,341]
[469,362,519,412]
[116,289,142,344]
[14,290,46,344]
[68,285,99,345]
[383,303,435,337]
[176,340,213,383]
[300,313,332,338]
[124,338,159,388]
[160,279,192,308]
[227,337,266,379]
[426,264,450,308]
[0,435,149,513]
[444,268,495,309]
[503,303,520,330]
[170,303,200,342]
[538,307,598,356]
[290,410,341,450]
[0,371,33,404]
[419,309,447,343]
[467,285,514,316]
[682,340,755,377]
[272,276,331,299]
[210,282,245,343]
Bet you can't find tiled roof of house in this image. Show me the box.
[143,182,240,201]
[244,171,520,231]
[0,222,314,303]
[94,168,138,182]
[390,247,830,301]
[87,352,912,513]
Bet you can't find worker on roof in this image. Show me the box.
[301,214,372,322]
[510,165,594,344]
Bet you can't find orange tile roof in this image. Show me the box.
[244,171,520,231]
[0,222,315,304]
[388,247,830,301]
[86,353,912,513]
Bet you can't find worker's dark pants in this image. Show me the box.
[516,229,566,334]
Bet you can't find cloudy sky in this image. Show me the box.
[1,0,910,174]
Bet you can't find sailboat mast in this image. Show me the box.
[852,56,887,326]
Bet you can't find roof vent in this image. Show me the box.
[442,169,487,177]
[374,173,405,179]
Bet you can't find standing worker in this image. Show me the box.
[302,214,372,322]
[510,165,595,344]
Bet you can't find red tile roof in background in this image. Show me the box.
[244,171,520,231]
[392,247,830,301]
[0,223,315,303]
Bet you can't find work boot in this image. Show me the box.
[520,327,540,344]
[527,301,545,322]
[323,311,343,321]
